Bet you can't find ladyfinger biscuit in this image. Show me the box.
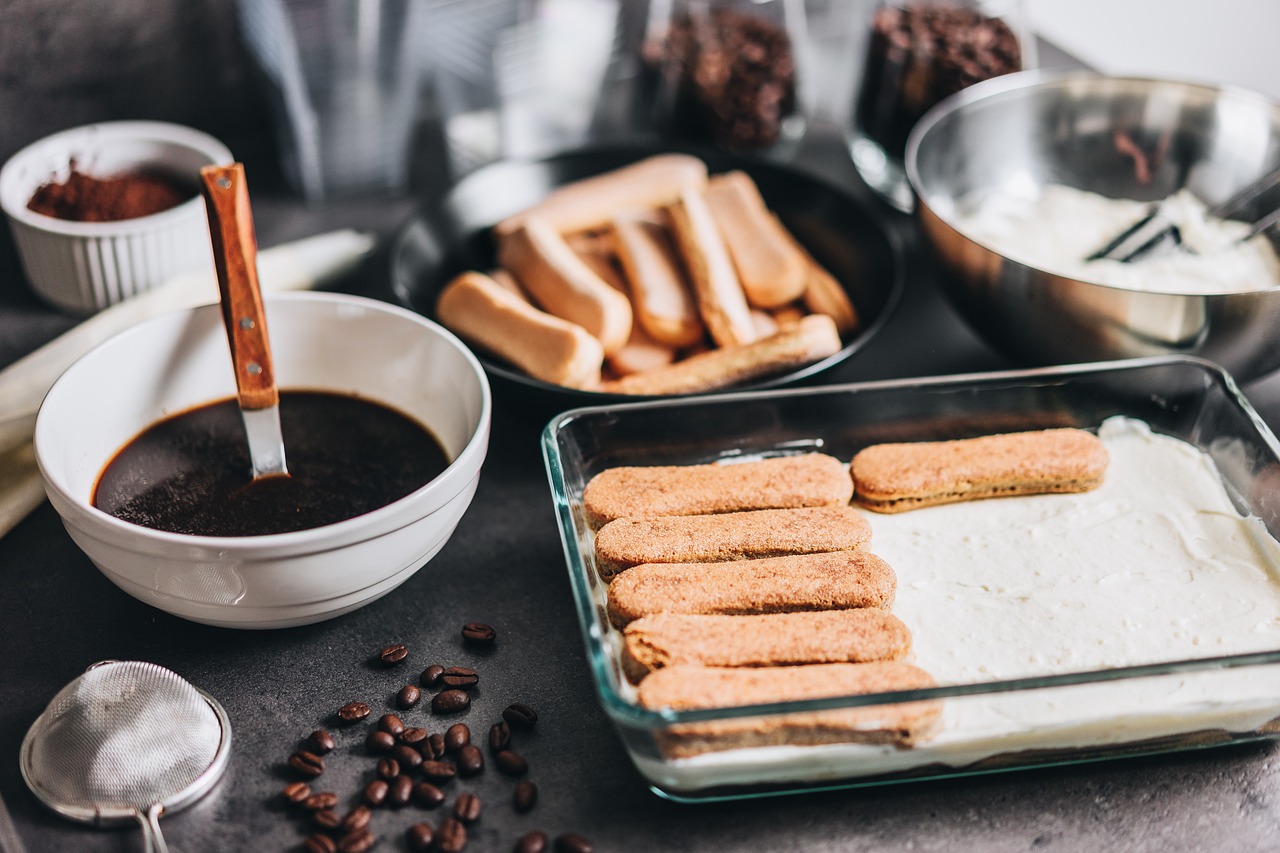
[851,428,1110,513]
[666,189,757,348]
[606,322,678,378]
[498,216,633,356]
[436,271,603,388]
[771,214,860,336]
[598,313,841,396]
[605,550,894,627]
[593,505,872,581]
[495,154,709,236]
[704,171,809,308]
[566,232,629,293]
[583,452,853,529]
[637,662,942,757]
[621,609,912,682]
[611,214,705,348]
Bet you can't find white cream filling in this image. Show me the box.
[625,418,1280,791]
[954,184,1280,294]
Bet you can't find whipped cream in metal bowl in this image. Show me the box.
[637,418,1280,790]
[955,183,1280,293]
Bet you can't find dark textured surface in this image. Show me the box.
[3,7,1280,850]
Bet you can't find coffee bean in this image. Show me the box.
[363,779,388,808]
[453,791,482,824]
[513,780,538,813]
[313,809,341,830]
[288,750,326,778]
[488,721,511,753]
[436,817,468,852]
[376,757,400,781]
[495,749,528,777]
[433,689,471,714]
[338,827,376,853]
[426,733,447,759]
[397,684,422,709]
[304,833,338,853]
[420,759,458,784]
[441,666,479,689]
[420,664,445,688]
[457,744,484,777]
[407,822,434,852]
[389,774,413,808]
[342,805,372,833]
[366,730,395,755]
[502,703,538,731]
[445,723,471,752]
[554,833,593,853]
[281,781,312,806]
[393,743,423,771]
[302,791,338,811]
[379,643,409,665]
[399,726,428,745]
[307,729,336,755]
[413,780,446,807]
[515,830,549,853]
[460,622,496,647]
[378,713,406,736]
[337,701,371,724]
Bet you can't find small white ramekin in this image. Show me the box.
[0,121,233,314]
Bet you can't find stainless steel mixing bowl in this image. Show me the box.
[906,70,1280,381]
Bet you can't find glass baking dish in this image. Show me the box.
[541,357,1280,801]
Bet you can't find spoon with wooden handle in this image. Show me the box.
[200,163,289,479]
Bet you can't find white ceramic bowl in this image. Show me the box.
[0,121,233,314]
[34,292,491,629]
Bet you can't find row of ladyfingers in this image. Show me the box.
[435,155,857,394]
[586,429,1111,757]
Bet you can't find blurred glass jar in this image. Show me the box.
[643,0,809,156]
[848,0,1035,210]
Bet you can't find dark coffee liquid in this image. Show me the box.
[94,391,449,537]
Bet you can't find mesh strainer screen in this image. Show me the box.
[25,661,224,812]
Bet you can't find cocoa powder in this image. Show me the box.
[27,168,195,222]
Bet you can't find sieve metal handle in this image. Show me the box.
[136,804,169,853]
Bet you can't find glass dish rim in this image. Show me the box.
[541,354,1280,730]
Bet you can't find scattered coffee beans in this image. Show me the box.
[307,729,336,755]
[433,689,471,714]
[454,791,483,824]
[399,726,428,745]
[288,750,326,778]
[393,744,423,771]
[407,822,434,851]
[338,827,376,853]
[313,809,341,830]
[304,833,338,853]
[281,781,312,806]
[366,731,395,755]
[302,791,338,812]
[445,723,471,753]
[376,757,400,781]
[421,759,459,784]
[413,781,446,808]
[503,703,538,731]
[379,643,409,665]
[515,831,549,853]
[437,817,468,852]
[488,721,511,753]
[363,779,389,808]
[378,713,406,736]
[441,666,479,689]
[461,622,496,647]
[420,664,445,688]
[513,780,538,814]
[495,750,528,777]
[457,744,484,777]
[337,701,372,724]
[397,684,422,709]
[342,805,372,833]
[389,774,414,807]
[426,733,447,759]
[554,833,593,853]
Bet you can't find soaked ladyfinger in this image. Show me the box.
[605,549,894,627]
[583,452,852,529]
[851,428,1109,513]
[621,609,912,682]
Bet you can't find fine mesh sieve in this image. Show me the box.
[19,660,231,853]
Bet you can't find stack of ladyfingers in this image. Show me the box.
[435,155,858,394]
[582,429,1110,757]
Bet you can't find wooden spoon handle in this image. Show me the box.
[200,163,278,411]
